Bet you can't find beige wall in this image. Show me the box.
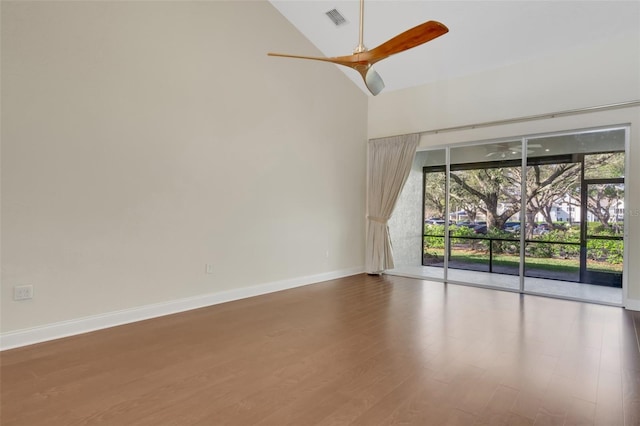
[369,29,640,307]
[1,1,368,333]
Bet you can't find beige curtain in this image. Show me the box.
[365,134,420,274]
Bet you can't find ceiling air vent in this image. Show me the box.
[326,9,347,26]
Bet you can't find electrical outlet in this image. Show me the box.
[205,264,214,274]
[14,285,34,301]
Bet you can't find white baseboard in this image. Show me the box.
[625,298,640,311]
[0,267,364,351]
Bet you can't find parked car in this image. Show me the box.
[505,224,521,233]
[425,218,446,225]
[473,224,488,234]
[534,223,551,235]
[503,222,521,233]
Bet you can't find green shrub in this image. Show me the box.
[424,223,623,264]
[423,224,445,250]
[587,238,623,264]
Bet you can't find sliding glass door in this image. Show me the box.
[418,126,627,305]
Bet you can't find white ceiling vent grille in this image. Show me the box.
[325,9,347,26]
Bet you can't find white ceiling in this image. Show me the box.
[268,1,640,95]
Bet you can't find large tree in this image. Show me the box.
[449,167,520,230]
[581,153,625,229]
[585,184,624,228]
[569,152,624,228]
[520,162,581,236]
[430,152,623,235]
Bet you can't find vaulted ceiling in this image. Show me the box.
[269,1,640,95]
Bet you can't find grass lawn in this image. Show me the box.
[436,249,623,273]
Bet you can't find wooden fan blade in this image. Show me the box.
[366,21,448,64]
[269,21,448,67]
[269,51,384,95]
[268,52,366,68]
[269,52,384,95]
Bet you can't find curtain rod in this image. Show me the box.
[417,99,640,136]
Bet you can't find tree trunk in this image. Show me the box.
[525,210,537,239]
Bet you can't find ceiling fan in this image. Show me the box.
[268,0,449,96]
[485,144,543,158]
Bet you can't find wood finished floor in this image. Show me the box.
[1,274,639,425]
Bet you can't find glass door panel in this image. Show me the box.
[423,167,446,271]
[524,156,582,287]
[417,148,447,280]
[523,129,625,305]
[447,141,522,290]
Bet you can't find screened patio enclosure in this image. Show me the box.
[387,126,628,306]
